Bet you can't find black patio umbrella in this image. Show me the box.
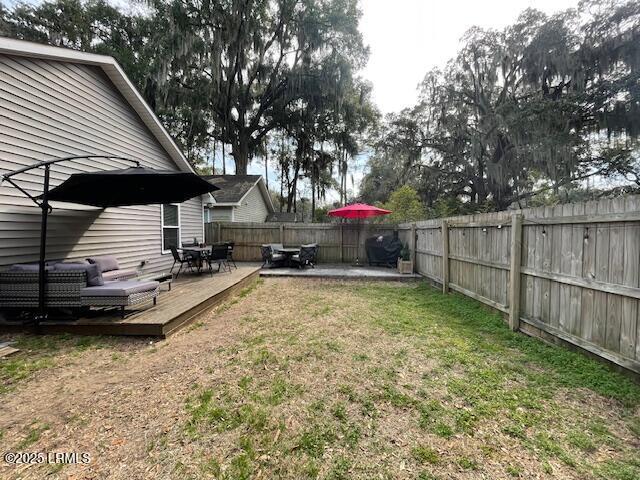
[0,156,219,329]
[43,166,218,207]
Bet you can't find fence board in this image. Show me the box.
[622,197,640,359]
[581,200,598,340]
[606,198,626,352]
[594,200,612,345]
[540,206,553,325]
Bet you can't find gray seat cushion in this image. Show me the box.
[54,262,104,286]
[87,255,120,272]
[81,280,159,297]
[102,269,137,281]
[270,244,284,251]
[271,253,285,261]
[9,263,52,272]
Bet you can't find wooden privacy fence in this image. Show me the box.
[399,196,640,374]
[204,221,406,263]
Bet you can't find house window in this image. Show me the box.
[161,203,180,253]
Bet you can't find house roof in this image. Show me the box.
[203,175,275,212]
[203,175,262,203]
[266,212,299,222]
[0,37,193,174]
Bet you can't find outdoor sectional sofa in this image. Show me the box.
[0,260,159,318]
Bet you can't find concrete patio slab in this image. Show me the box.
[259,264,421,281]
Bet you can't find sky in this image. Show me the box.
[358,0,579,114]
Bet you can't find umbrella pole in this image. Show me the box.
[355,218,361,266]
[36,164,51,332]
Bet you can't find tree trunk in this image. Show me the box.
[341,149,348,204]
[279,169,284,212]
[232,132,251,175]
[474,159,487,205]
[222,143,226,175]
[311,169,316,223]
[286,163,300,212]
[211,139,216,175]
[264,147,269,190]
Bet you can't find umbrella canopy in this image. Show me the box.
[42,167,219,207]
[328,203,392,219]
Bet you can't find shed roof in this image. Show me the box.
[266,212,299,222]
[203,175,263,203]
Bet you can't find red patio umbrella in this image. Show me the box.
[328,203,392,265]
[328,203,392,219]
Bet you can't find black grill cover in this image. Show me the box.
[365,234,402,267]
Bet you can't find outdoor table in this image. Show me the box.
[181,246,211,273]
[275,247,300,267]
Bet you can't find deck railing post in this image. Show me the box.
[441,219,449,293]
[508,213,523,331]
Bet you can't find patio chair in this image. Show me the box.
[181,239,198,248]
[169,246,195,279]
[205,245,231,274]
[292,244,319,269]
[225,241,237,269]
[261,245,284,268]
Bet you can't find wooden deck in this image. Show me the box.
[0,265,260,337]
[260,264,421,281]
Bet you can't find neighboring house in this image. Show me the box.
[266,212,299,223]
[203,175,274,223]
[0,38,209,273]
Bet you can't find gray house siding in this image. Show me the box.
[209,206,234,222]
[0,54,203,273]
[233,184,269,222]
[180,198,205,244]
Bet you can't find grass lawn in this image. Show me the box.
[0,278,639,479]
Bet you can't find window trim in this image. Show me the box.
[161,203,181,254]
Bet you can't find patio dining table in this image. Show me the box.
[181,246,211,273]
[275,247,300,267]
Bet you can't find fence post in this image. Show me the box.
[279,224,284,244]
[217,223,221,243]
[441,219,449,293]
[410,223,417,273]
[508,213,523,331]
